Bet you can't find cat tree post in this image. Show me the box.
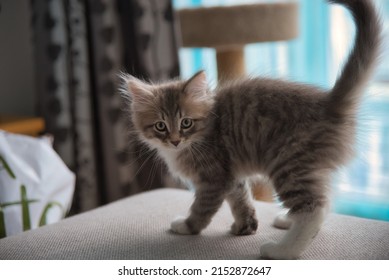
[216,48,245,79]
[177,2,299,200]
[177,2,299,80]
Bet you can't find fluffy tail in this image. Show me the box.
[327,0,382,117]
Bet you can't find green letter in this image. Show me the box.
[0,155,16,179]
[0,207,6,239]
[39,202,65,227]
[20,185,32,231]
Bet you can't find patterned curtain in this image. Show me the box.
[30,0,180,214]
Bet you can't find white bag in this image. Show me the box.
[0,130,75,238]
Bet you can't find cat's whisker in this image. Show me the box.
[122,145,154,168]
[190,145,209,171]
[131,149,158,179]
[144,157,158,190]
[194,142,229,166]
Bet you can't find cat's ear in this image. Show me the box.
[120,73,154,102]
[183,70,208,96]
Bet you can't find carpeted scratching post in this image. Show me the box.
[177,2,299,201]
[177,2,299,80]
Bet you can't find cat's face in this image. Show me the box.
[124,71,214,152]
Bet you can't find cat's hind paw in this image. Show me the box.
[273,213,292,230]
[260,241,299,260]
[170,217,193,235]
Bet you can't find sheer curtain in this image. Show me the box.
[173,0,389,221]
[330,1,389,221]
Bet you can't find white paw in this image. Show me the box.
[170,217,192,235]
[260,241,299,260]
[273,213,292,229]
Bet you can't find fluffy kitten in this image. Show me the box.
[121,0,381,259]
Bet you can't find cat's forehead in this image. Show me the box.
[155,83,186,115]
[147,80,212,120]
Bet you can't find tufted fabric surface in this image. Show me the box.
[1,189,388,260]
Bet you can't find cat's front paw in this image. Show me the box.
[170,217,193,235]
[230,217,258,235]
[260,241,299,260]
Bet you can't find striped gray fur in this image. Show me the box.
[121,0,381,259]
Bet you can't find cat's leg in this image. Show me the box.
[261,205,328,259]
[171,185,227,235]
[226,181,258,235]
[260,170,330,259]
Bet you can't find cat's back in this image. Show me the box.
[214,77,328,123]
[210,77,343,175]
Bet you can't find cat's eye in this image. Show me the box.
[154,122,167,132]
[181,118,193,129]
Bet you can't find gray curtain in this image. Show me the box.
[30,0,180,214]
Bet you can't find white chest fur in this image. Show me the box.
[158,149,179,172]
[156,147,196,190]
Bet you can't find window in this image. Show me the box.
[174,0,389,221]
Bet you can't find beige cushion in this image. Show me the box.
[1,189,388,259]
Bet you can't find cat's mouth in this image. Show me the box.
[168,143,183,150]
[146,137,190,152]
[166,140,189,151]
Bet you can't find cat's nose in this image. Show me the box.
[170,140,181,147]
